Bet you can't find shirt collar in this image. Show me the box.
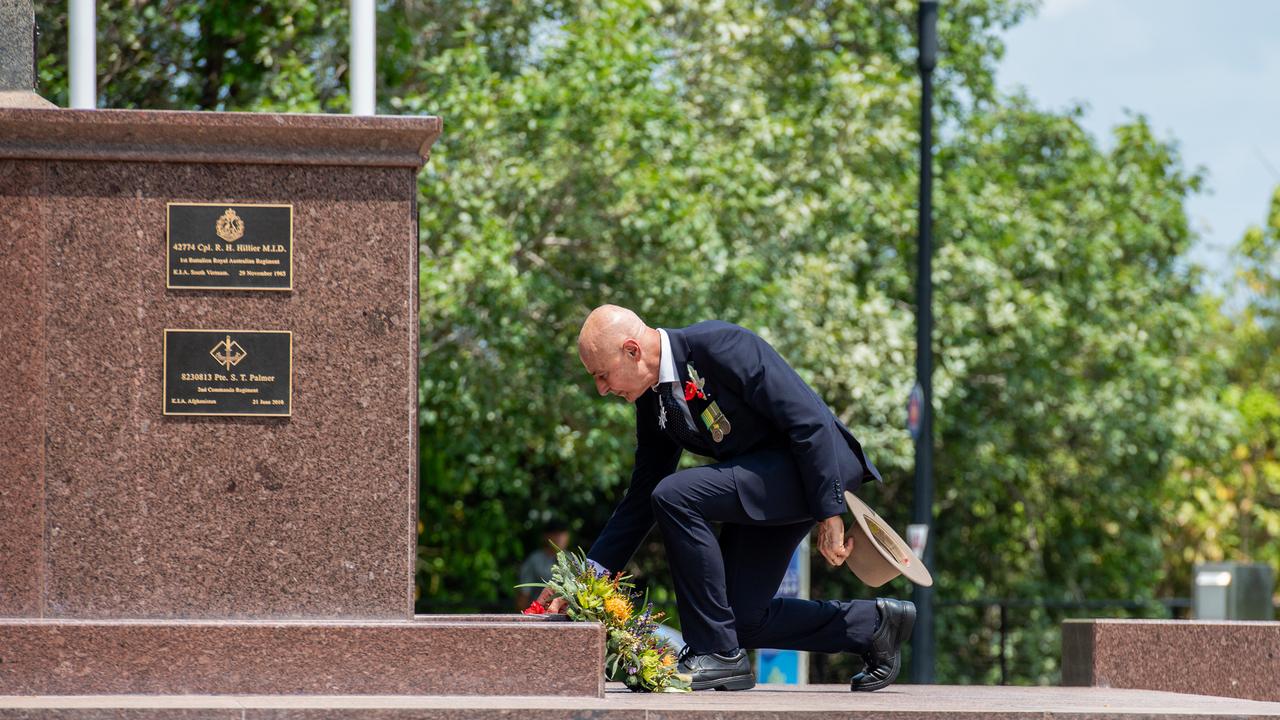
[656,328,677,386]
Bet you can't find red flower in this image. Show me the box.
[523,600,547,615]
[684,380,704,402]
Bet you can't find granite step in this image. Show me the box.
[0,616,601,697]
[1063,619,1280,702]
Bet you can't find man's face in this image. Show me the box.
[582,341,648,403]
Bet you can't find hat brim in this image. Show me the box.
[842,490,933,587]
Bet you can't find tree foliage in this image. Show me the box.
[32,0,1272,684]
[1160,188,1280,596]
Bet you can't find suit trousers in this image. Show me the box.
[649,448,879,655]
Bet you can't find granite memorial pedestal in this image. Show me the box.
[0,106,603,696]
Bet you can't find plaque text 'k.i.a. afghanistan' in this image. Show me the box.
[163,330,292,417]
[167,203,292,290]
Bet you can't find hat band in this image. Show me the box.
[867,515,912,566]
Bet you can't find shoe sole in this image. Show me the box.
[851,602,917,692]
[691,674,756,691]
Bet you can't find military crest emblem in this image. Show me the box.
[215,208,245,243]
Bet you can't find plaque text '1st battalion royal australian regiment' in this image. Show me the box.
[167,203,292,290]
[164,330,292,417]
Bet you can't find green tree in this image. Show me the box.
[405,0,1219,686]
[36,1,348,111]
[32,0,1240,684]
[1161,188,1280,596]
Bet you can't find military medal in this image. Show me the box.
[700,401,732,443]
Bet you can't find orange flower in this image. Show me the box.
[604,595,633,623]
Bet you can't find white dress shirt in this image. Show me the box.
[656,328,677,387]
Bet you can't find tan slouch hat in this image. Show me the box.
[843,490,934,587]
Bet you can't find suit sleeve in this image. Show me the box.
[709,328,851,520]
[585,392,682,573]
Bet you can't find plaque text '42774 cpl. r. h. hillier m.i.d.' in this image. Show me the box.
[166,203,293,291]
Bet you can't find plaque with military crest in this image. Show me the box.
[167,203,293,290]
[163,329,292,417]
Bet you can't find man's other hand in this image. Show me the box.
[817,514,854,567]
[535,585,567,614]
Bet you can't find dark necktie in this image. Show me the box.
[658,383,703,449]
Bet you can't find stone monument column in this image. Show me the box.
[0,3,602,697]
[0,0,54,109]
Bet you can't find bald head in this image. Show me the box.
[578,305,648,360]
[578,305,662,403]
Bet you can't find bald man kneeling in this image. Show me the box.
[535,306,914,692]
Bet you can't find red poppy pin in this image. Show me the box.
[684,363,708,401]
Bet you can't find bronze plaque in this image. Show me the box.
[167,203,293,290]
[163,329,292,417]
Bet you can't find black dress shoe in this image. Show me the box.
[849,598,916,692]
[677,646,756,691]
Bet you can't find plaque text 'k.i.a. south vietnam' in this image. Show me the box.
[167,203,292,290]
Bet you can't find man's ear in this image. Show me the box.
[622,338,641,359]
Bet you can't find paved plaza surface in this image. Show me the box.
[3,684,1280,719]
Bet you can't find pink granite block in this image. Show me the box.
[0,159,45,618]
[0,106,440,622]
[30,160,420,620]
[0,109,442,168]
[0,619,604,697]
[1063,619,1280,702]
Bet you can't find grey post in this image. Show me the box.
[0,0,55,107]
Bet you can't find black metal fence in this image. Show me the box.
[931,597,1193,685]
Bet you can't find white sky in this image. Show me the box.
[996,0,1280,292]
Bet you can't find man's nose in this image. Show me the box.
[595,379,608,396]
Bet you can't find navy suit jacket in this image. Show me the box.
[587,321,882,572]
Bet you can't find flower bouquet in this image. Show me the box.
[519,549,691,693]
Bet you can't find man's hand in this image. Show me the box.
[535,585,567,614]
[817,514,854,567]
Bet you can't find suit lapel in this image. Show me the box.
[662,328,703,441]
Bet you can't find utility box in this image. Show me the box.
[1192,562,1276,620]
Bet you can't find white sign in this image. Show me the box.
[906,523,929,559]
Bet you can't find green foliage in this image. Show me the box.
[32,0,1270,685]
[1160,188,1280,595]
[36,1,348,111]
[406,0,1217,684]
